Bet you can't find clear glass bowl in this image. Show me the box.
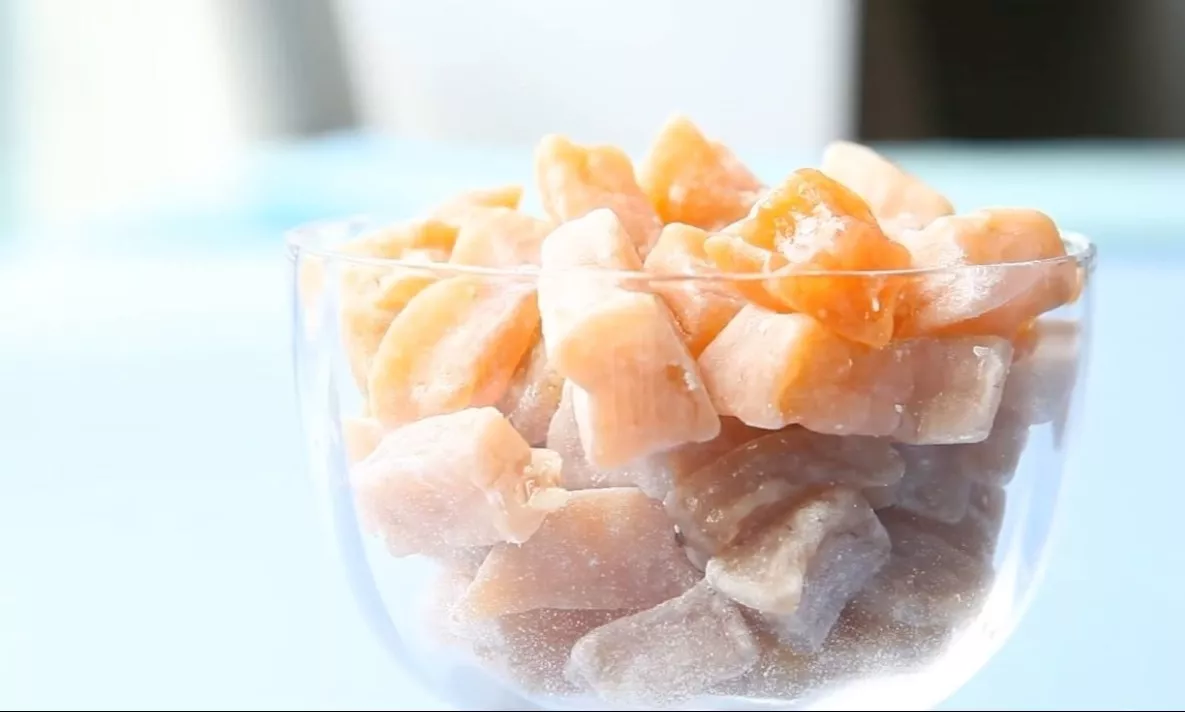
[288,218,1095,712]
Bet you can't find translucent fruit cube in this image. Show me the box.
[851,508,994,628]
[895,208,1074,337]
[699,307,1013,444]
[332,220,455,392]
[368,276,540,426]
[545,382,663,496]
[569,354,720,470]
[457,488,700,619]
[890,335,1014,445]
[820,141,954,232]
[539,211,721,468]
[431,184,524,230]
[1000,318,1081,428]
[463,608,633,695]
[705,487,890,653]
[705,168,913,347]
[565,582,759,707]
[636,115,765,231]
[496,333,564,446]
[665,428,903,562]
[448,207,554,268]
[350,408,568,557]
[643,223,746,356]
[535,134,662,256]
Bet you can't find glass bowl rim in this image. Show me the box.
[285,215,1097,284]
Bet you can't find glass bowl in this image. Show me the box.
[288,218,1095,711]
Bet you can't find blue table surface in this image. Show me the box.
[2,136,1184,711]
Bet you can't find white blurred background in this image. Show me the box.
[2,0,857,236]
[6,0,1184,241]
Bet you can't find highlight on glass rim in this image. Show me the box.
[290,111,1095,712]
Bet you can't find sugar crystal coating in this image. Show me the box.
[448,207,554,268]
[895,208,1072,337]
[706,168,913,347]
[699,308,1013,443]
[851,511,993,627]
[705,487,890,653]
[497,333,564,446]
[545,382,666,496]
[457,488,700,619]
[644,223,746,356]
[565,582,759,706]
[351,408,567,557]
[368,276,540,426]
[637,115,765,231]
[535,135,662,256]
[665,427,903,562]
[539,210,721,468]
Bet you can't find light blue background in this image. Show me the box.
[2,138,1183,710]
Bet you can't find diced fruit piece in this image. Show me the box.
[721,168,913,347]
[539,211,721,468]
[351,408,568,556]
[637,115,765,231]
[895,208,1073,337]
[547,391,760,501]
[565,582,759,707]
[545,381,612,489]
[880,482,1007,562]
[339,263,437,393]
[698,307,1013,444]
[342,416,384,464]
[637,417,767,504]
[545,382,659,494]
[851,510,993,627]
[715,609,953,700]
[890,412,1028,527]
[700,233,791,312]
[666,428,903,562]
[1000,318,1080,428]
[708,632,814,700]
[821,141,954,231]
[331,221,456,393]
[643,223,746,355]
[496,333,564,446]
[537,209,642,380]
[436,546,494,577]
[461,608,633,695]
[457,488,700,619]
[825,609,953,675]
[432,184,524,229]
[339,218,458,261]
[705,487,890,653]
[891,448,975,525]
[698,308,910,433]
[952,412,1030,487]
[570,352,720,470]
[540,206,644,270]
[449,208,554,268]
[891,336,1013,445]
[535,134,663,255]
[368,276,540,426]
